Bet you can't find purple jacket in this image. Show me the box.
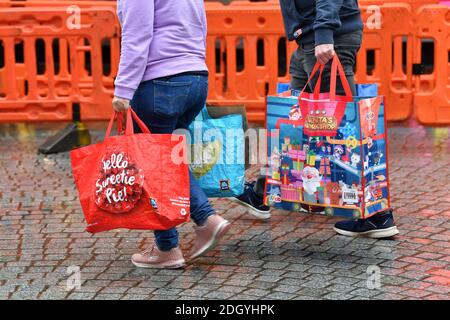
[114,0,208,100]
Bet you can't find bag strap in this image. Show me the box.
[298,62,324,102]
[105,112,124,138]
[195,106,211,121]
[298,55,353,103]
[330,55,353,100]
[105,108,151,138]
[202,107,211,120]
[125,108,151,135]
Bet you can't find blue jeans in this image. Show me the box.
[130,73,215,251]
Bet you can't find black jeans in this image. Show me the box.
[290,30,363,95]
[252,31,363,199]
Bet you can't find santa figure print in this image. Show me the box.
[289,104,302,121]
[301,166,322,199]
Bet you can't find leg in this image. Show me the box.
[289,48,309,91]
[130,76,192,253]
[175,75,215,227]
[174,75,231,259]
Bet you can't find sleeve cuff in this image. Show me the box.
[314,28,335,46]
[114,85,136,100]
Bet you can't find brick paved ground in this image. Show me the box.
[0,121,449,300]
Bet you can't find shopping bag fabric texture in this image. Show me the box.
[265,61,390,219]
[70,110,191,233]
[188,107,245,197]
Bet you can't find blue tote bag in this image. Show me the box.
[188,107,245,198]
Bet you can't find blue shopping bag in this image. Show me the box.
[189,107,245,198]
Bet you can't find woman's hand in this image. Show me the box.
[112,96,130,112]
[315,44,335,65]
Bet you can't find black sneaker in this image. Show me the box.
[333,210,399,238]
[232,182,271,220]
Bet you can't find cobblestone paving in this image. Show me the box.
[0,121,449,300]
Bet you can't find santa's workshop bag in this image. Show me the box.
[265,55,391,219]
[70,108,191,233]
[188,107,245,197]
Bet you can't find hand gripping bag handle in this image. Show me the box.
[298,54,353,104]
[105,108,151,139]
[297,55,352,137]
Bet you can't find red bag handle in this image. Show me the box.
[125,108,151,135]
[105,108,151,138]
[105,112,124,138]
[330,55,353,100]
[298,54,353,103]
[298,63,324,101]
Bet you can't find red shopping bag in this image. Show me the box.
[275,56,352,133]
[297,56,353,136]
[70,108,190,233]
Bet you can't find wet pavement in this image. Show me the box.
[0,120,449,300]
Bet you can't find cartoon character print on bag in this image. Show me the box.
[95,152,145,213]
[325,182,341,205]
[333,145,344,160]
[289,104,302,121]
[301,166,322,203]
[350,153,361,168]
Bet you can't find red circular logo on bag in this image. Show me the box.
[94,152,144,213]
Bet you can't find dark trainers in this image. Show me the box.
[334,210,399,238]
[231,182,271,220]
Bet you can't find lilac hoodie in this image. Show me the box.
[114,0,208,100]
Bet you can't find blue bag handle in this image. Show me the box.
[195,106,211,121]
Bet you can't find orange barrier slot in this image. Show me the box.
[413,5,450,124]
[356,3,415,121]
[0,7,119,122]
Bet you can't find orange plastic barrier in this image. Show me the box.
[0,0,446,124]
[0,7,119,122]
[413,5,450,124]
[206,2,417,122]
[356,3,415,121]
[206,2,297,122]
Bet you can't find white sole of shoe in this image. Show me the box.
[131,259,186,269]
[190,220,231,261]
[333,226,399,239]
[230,198,271,220]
